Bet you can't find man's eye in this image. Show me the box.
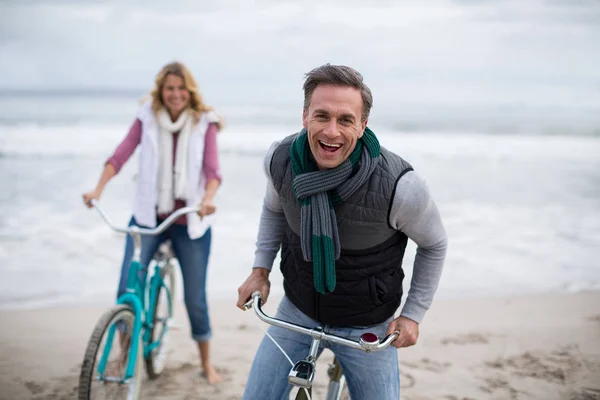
[315,115,328,121]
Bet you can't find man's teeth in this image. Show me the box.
[319,141,341,148]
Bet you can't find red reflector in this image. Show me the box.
[360,333,378,343]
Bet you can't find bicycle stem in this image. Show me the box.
[307,330,321,362]
[130,227,142,263]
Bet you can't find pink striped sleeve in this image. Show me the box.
[202,122,222,185]
[106,118,142,174]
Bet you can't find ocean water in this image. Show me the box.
[1,94,599,309]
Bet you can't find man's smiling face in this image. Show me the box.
[303,83,367,170]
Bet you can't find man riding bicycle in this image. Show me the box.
[237,64,449,399]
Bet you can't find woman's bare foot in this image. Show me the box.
[197,341,222,384]
[202,365,222,385]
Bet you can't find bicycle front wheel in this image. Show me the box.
[145,261,176,379]
[78,305,142,400]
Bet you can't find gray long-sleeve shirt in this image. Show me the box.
[253,142,448,324]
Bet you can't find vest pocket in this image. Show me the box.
[369,268,404,306]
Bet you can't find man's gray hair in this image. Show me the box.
[302,64,373,122]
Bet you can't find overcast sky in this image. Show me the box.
[1,0,599,110]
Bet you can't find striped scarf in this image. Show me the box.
[290,127,381,294]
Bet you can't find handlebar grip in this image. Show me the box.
[242,291,262,310]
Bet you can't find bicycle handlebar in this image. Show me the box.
[90,199,201,236]
[243,291,399,352]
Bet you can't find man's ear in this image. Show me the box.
[302,109,308,129]
[359,118,368,137]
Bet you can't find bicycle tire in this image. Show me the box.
[145,261,176,379]
[78,305,142,400]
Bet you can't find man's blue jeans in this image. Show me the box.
[242,296,400,399]
[117,216,213,342]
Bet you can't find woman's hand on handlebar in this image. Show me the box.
[237,268,271,310]
[199,196,216,219]
[82,189,102,208]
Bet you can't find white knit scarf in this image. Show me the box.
[157,108,193,214]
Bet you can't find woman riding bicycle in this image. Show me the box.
[82,61,223,384]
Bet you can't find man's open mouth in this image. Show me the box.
[319,140,342,153]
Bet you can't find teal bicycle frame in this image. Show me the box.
[90,199,200,383]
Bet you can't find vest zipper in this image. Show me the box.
[315,291,321,321]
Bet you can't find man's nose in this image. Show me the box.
[322,120,340,139]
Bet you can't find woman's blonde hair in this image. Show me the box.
[148,61,223,130]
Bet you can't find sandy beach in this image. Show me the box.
[1,290,599,400]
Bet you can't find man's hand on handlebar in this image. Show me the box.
[385,315,419,348]
[237,268,271,310]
